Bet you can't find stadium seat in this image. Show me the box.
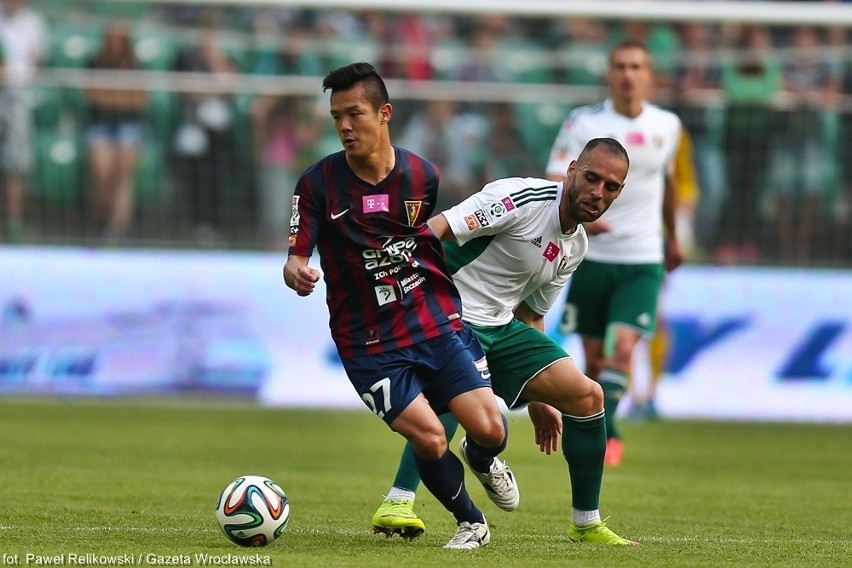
[133,27,178,71]
[513,102,571,168]
[134,137,167,201]
[30,86,64,130]
[30,130,84,206]
[219,34,251,73]
[496,39,553,84]
[245,37,281,76]
[821,110,842,207]
[88,0,149,20]
[144,90,178,142]
[324,36,380,73]
[430,38,467,80]
[47,24,101,69]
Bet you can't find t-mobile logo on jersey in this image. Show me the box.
[363,194,389,213]
[542,242,559,262]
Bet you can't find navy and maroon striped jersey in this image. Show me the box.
[288,146,464,358]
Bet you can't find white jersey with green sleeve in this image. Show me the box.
[441,177,589,327]
[545,99,681,264]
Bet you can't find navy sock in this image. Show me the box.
[414,449,484,524]
[393,413,460,492]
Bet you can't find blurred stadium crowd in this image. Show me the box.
[1,0,850,267]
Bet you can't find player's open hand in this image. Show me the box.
[528,402,563,455]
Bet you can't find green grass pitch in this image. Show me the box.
[0,398,849,567]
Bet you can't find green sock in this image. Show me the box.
[598,367,628,440]
[561,411,606,511]
[392,412,460,492]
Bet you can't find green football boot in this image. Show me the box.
[568,518,639,545]
[371,498,426,540]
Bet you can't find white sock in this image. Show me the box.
[573,508,601,525]
[387,487,416,501]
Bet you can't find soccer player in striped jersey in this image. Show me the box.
[372,138,639,545]
[284,62,516,550]
[546,40,684,467]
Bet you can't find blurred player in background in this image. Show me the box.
[629,127,700,421]
[0,0,47,241]
[372,138,639,546]
[284,62,516,550]
[546,40,684,466]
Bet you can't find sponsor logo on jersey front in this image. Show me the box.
[375,284,398,306]
[364,236,428,304]
[530,236,542,248]
[625,131,645,145]
[363,194,390,214]
[363,237,417,271]
[366,328,379,345]
[542,242,559,262]
[398,273,426,295]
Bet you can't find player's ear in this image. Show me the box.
[565,159,578,181]
[380,102,393,124]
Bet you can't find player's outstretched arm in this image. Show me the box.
[426,214,456,242]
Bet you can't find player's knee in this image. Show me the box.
[472,413,507,449]
[410,430,448,460]
[552,379,603,416]
[576,378,604,416]
[611,340,637,368]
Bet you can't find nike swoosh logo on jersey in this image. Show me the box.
[330,209,350,220]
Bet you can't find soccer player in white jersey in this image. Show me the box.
[545,40,684,467]
[372,138,640,546]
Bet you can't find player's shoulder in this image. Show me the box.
[496,177,561,208]
[485,176,557,191]
[395,145,439,175]
[642,103,682,128]
[572,101,607,117]
[294,152,346,199]
[563,102,607,125]
[301,151,342,177]
[396,145,434,166]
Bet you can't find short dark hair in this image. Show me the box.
[322,62,390,111]
[579,137,630,169]
[609,39,651,64]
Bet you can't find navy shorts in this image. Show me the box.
[341,327,492,424]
